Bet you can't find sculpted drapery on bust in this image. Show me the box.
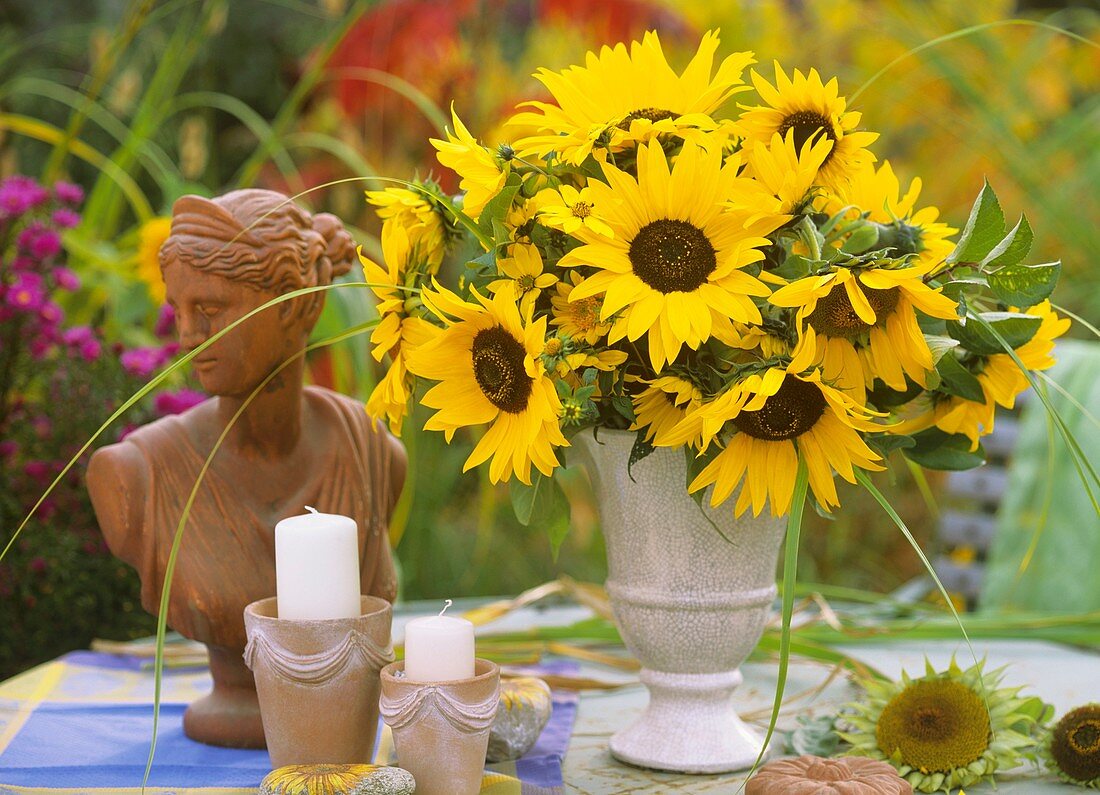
[86,189,403,749]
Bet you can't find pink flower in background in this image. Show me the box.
[154,388,205,416]
[30,230,62,260]
[154,303,176,338]
[28,337,52,359]
[23,460,53,483]
[31,416,51,439]
[0,440,17,459]
[39,301,64,327]
[62,326,102,361]
[11,255,36,271]
[53,267,80,291]
[0,176,49,218]
[29,557,47,574]
[51,208,80,229]
[54,181,84,204]
[6,273,46,312]
[120,346,169,377]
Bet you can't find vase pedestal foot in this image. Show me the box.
[610,668,768,774]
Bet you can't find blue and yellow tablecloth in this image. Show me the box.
[0,651,577,794]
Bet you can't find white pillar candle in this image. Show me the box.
[403,600,476,682]
[275,506,361,621]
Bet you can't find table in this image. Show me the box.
[2,600,1095,794]
[441,600,1098,794]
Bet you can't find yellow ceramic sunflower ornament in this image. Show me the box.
[840,659,1044,794]
[738,61,878,190]
[769,262,961,400]
[406,281,568,484]
[508,29,753,165]
[561,140,780,371]
[259,763,414,795]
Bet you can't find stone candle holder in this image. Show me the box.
[243,595,394,769]
[379,659,500,795]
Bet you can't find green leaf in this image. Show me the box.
[840,221,880,254]
[935,352,985,402]
[904,428,986,471]
[866,379,924,409]
[866,433,916,458]
[627,431,655,483]
[476,181,520,238]
[948,311,1042,355]
[925,335,960,365]
[774,253,814,280]
[940,275,986,302]
[509,473,572,559]
[987,261,1061,308]
[981,214,1032,269]
[610,395,635,423]
[948,181,1004,264]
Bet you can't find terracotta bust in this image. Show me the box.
[87,190,403,749]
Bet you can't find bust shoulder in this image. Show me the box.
[302,385,407,510]
[87,436,151,567]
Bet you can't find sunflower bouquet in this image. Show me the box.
[360,29,1067,525]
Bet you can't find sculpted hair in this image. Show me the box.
[159,190,355,299]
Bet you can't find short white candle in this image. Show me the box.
[403,600,476,682]
[275,506,361,621]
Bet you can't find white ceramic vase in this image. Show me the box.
[574,429,786,774]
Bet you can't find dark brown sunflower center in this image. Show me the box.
[618,107,677,129]
[1053,707,1100,782]
[876,679,991,774]
[471,326,532,414]
[731,376,826,441]
[1069,721,1100,755]
[777,110,837,163]
[806,283,901,340]
[629,219,717,294]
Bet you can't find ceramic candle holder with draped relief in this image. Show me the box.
[379,659,500,795]
[243,596,394,769]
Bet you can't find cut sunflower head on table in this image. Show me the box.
[1042,704,1100,788]
[840,658,1048,793]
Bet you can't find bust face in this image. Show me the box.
[163,259,306,397]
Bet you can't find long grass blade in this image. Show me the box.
[142,316,379,789]
[1009,394,1058,592]
[1052,303,1100,342]
[1037,371,1100,434]
[739,457,808,791]
[851,19,1100,103]
[321,67,449,134]
[853,470,989,695]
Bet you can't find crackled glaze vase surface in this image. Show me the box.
[575,430,786,773]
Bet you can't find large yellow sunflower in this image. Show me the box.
[560,141,779,371]
[430,107,507,221]
[737,62,878,190]
[406,282,567,484]
[820,160,957,266]
[508,30,754,165]
[770,263,960,399]
[892,301,1069,448]
[665,350,884,516]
